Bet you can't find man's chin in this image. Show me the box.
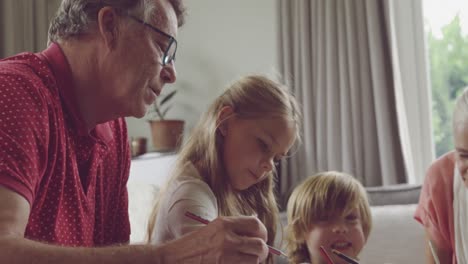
[129,106,147,119]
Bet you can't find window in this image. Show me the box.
[423,0,468,157]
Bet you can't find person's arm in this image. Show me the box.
[0,186,161,263]
[424,231,451,264]
[160,215,269,263]
[0,186,268,264]
[165,181,219,237]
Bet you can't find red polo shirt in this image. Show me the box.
[0,43,131,246]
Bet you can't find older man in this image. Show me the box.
[0,0,269,263]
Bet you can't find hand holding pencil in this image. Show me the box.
[166,211,273,263]
[185,211,287,258]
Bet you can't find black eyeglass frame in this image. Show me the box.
[129,15,177,66]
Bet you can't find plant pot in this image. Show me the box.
[130,137,148,157]
[148,120,185,152]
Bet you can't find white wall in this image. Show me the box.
[126,0,279,150]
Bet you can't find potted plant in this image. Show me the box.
[148,90,185,152]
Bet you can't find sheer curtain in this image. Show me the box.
[385,0,434,184]
[277,0,433,205]
[0,0,60,58]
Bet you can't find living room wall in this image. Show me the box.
[125,0,280,150]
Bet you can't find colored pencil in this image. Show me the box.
[331,249,359,264]
[184,211,287,257]
[319,246,335,264]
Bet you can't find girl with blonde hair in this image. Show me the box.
[285,171,372,264]
[147,75,301,263]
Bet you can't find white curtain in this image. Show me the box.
[0,0,60,58]
[278,0,433,204]
[385,0,434,184]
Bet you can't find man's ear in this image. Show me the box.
[97,7,121,49]
[216,106,234,136]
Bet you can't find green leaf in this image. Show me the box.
[162,106,172,118]
[160,90,177,106]
[154,105,164,120]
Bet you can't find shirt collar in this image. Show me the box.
[39,43,114,144]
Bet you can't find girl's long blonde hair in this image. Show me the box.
[285,171,372,264]
[147,75,301,263]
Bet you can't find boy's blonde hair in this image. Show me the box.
[148,75,301,263]
[285,171,372,264]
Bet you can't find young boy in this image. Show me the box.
[285,171,372,264]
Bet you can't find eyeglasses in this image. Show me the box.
[129,15,177,66]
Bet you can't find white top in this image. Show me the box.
[150,162,218,244]
[453,165,468,264]
[129,152,177,187]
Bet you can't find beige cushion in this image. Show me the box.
[359,204,425,264]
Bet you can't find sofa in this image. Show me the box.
[127,154,426,263]
[359,184,425,263]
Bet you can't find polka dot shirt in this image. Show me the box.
[0,43,131,246]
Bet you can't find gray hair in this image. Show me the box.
[48,0,185,43]
[453,87,468,131]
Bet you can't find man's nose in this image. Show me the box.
[161,62,176,83]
